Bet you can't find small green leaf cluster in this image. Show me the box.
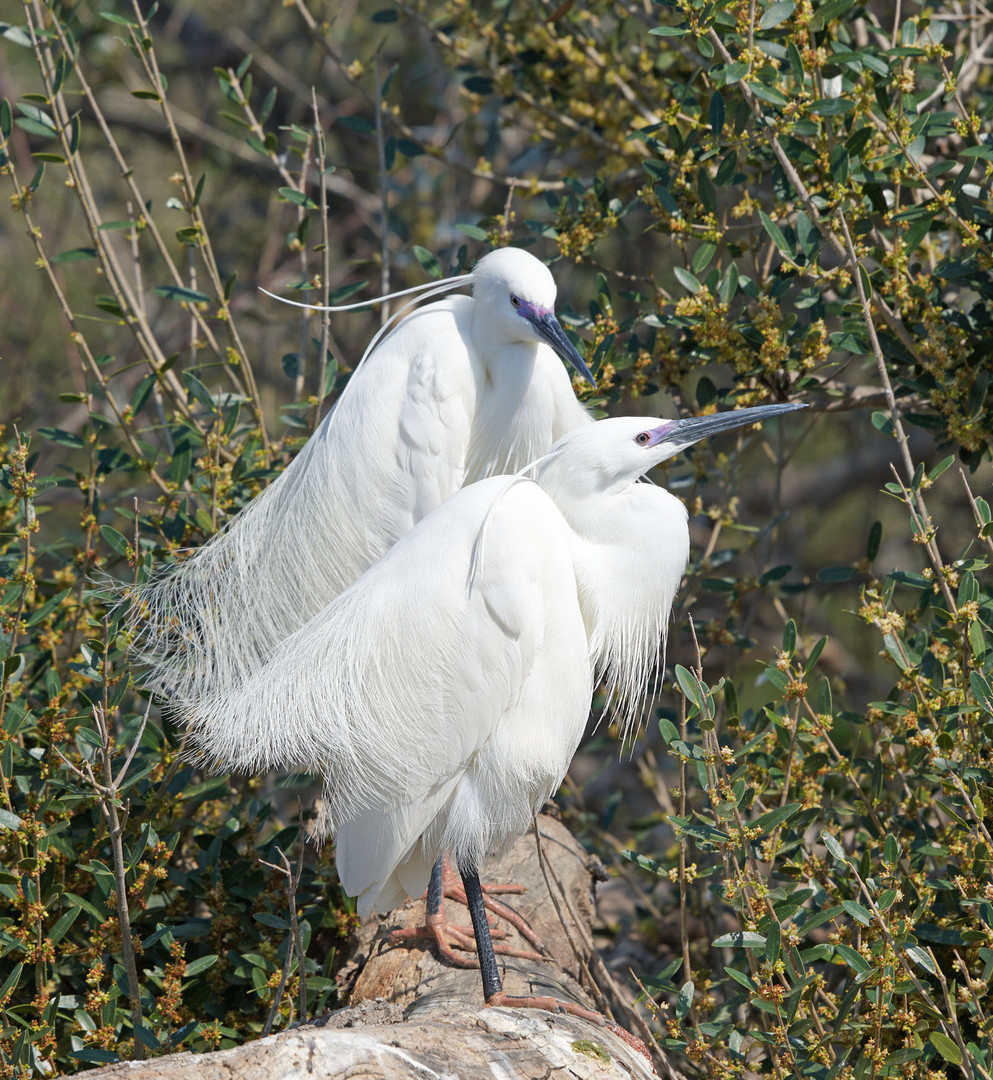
[629,486,993,1078]
[0,432,351,1077]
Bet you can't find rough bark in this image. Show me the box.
[71,815,665,1080]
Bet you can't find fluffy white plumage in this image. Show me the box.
[154,416,699,914]
[130,248,592,708]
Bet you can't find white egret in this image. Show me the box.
[137,246,593,713]
[132,402,805,1017]
[133,246,593,960]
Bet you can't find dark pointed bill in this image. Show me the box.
[526,309,597,388]
[647,402,807,451]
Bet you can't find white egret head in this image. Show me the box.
[260,245,596,387]
[537,403,808,499]
[471,248,595,386]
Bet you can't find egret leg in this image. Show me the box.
[388,857,542,968]
[459,860,643,1044]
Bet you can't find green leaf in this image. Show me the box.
[338,114,373,134]
[906,944,937,974]
[0,808,23,830]
[842,900,872,926]
[749,82,788,107]
[183,373,215,409]
[811,0,855,26]
[0,98,11,138]
[758,211,792,258]
[713,931,766,949]
[72,1049,120,1064]
[867,520,882,561]
[759,0,795,28]
[413,245,443,279]
[816,565,855,583]
[764,920,781,962]
[396,138,424,157]
[456,223,488,240]
[658,717,679,745]
[51,247,98,263]
[675,979,694,1019]
[886,1048,921,1065]
[787,42,804,82]
[64,892,107,920]
[803,636,827,674]
[134,1024,161,1051]
[709,92,724,136]
[833,943,871,972]
[674,664,705,712]
[724,965,755,989]
[38,426,84,447]
[928,1032,962,1064]
[883,633,910,672]
[49,906,82,944]
[970,672,993,712]
[692,242,717,275]
[25,588,72,627]
[755,802,802,836]
[16,117,58,138]
[183,954,219,978]
[278,186,318,209]
[673,266,700,293]
[0,963,23,1000]
[821,831,846,861]
[253,912,290,930]
[155,285,211,304]
[808,97,855,116]
[669,815,729,842]
[17,102,57,131]
[100,525,131,557]
[259,87,276,125]
[904,213,933,254]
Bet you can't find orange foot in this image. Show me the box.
[388,856,546,966]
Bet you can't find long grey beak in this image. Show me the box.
[652,402,807,451]
[528,311,597,388]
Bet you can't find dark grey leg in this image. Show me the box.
[457,861,503,1000]
[426,856,444,918]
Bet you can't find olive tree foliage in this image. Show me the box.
[0,0,992,1076]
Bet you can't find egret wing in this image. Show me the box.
[171,480,552,791]
[126,298,477,710]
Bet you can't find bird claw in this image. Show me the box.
[388,912,542,967]
[438,858,545,953]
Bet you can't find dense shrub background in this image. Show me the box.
[1,0,992,1076]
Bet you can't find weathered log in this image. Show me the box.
[71,815,668,1080]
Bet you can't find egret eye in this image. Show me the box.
[635,431,651,445]
[510,295,520,308]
